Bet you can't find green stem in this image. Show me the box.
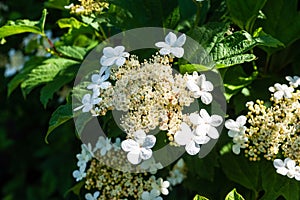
[99,24,107,40]
[264,53,271,74]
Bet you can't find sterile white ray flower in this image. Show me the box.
[186,72,214,104]
[73,93,102,112]
[121,130,156,165]
[100,46,129,67]
[85,191,100,200]
[286,75,300,88]
[155,32,186,58]
[269,83,294,99]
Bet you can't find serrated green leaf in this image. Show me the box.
[46,103,73,143]
[226,0,267,32]
[56,46,87,60]
[225,189,245,200]
[21,58,78,95]
[253,27,284,48]
[193,194,210,200]
[163,7,180,29]
[216,54,256,67]
[0,9,47,41]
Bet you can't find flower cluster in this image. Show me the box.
[64,0,109,15]
[73,136,171,200]
[74,31,223,163]
[225,75,300,181]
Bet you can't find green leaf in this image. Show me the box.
[0,9,47,41]
[220,154,260,191]
[226,0,267,32]
[253,27,284,48]
[163,7,180,29]
[223,65,258,101]
[21,58,78,95]
[193,194,210,200]
[225,189,245,200]
[216,54,256,67]
[40,65,77,107]
[258,0,300,47]
[46,103,73,143]
[179,64,211,74]
[56,46,87,61]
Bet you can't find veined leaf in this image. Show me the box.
[0,9,47,41]
[225,189,245,200]
[56,46,87,60]
[46,103,73,143]
[21,58,79,96]
[40,65,78,107]
[216,54,256,67]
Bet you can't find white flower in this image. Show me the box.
[121,130,156,165]
[72,166,86,181]
[140,157,163,174]
[189,109,223,139]
[100,46,129,67]
[186,72,214,104]
[4,49,25,77]
[269,83,294,99]
[64,3,74,9]
[87,66,111,93]
[141,189,162,200]
[76,143,94,169]
[73,93,102,112]
[286,76,300,88]
[94,136,112,156]
[225,115,247,137]
[231,134,248,154]
[157,178,170,195]
[174,122,203,155]
[155,32,186,58]
[225,116,248,155]
[85,191,100,200]
[273,158,300,181]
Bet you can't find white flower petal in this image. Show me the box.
[286,159,296,170]
[82,104,93,112]
[228,130,238,137]
[200,92,213,104]
[207,127,219,139]
[185,141,200,155]
[114,46,125,55]
[140,148,152,160]
[193,134,210,144]
[170,47,184,58]
[210,115,223,127]
[174,34,186,47]
[174,123,193,145]
[159,48,171,55]
[236,115,247,126]
[102,47,115,57]
[121,139,139,152]
[232,144,241,154]
[127,151,142,165]
[101,56,116,66]
[161,188,169,195]
[115,57,126,67]
[143,135,156,149]
[199,109,210,121]
[276,167,288,176]
[225,119,239,131]
[165,32,177,45]
[273,159,284,168]
[189,113,202,125]
[155,42,169,48]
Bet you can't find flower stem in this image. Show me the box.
[193,0,202,29]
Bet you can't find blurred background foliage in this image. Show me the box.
[0,0,300,199]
